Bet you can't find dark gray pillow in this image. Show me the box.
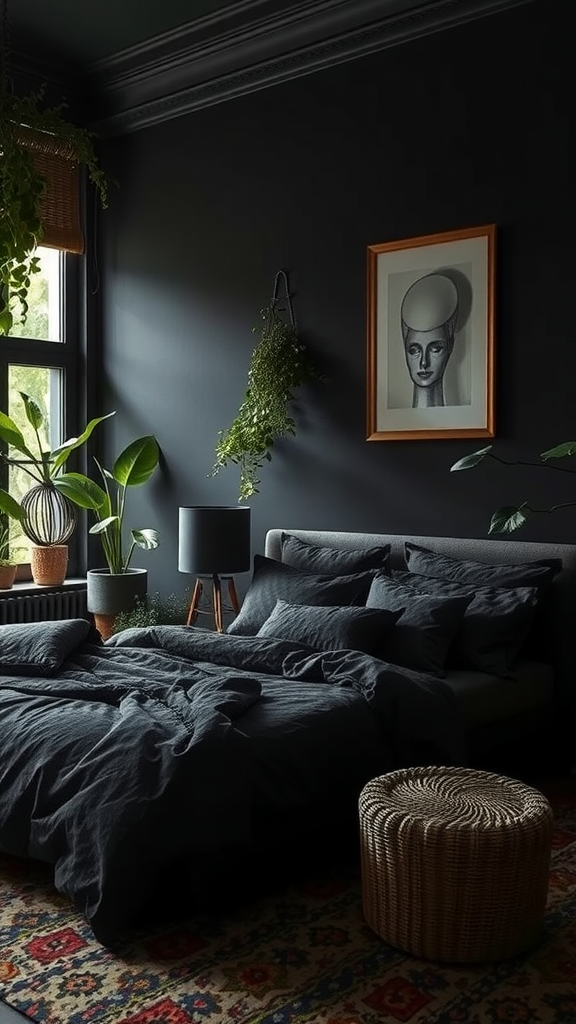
[227,555,376,636]
[404,542,561,590]
[366,574,473,675]
[281,533,390,574]
[391,570,539,676]
[256,599,401,653]
[0,618,98,676]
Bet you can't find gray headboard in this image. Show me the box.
[265,529,576,721]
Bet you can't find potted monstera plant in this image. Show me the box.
[55,434,161,638]
[0,393,113,584]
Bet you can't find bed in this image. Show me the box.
[0,527,574,947]
[265,529,576,771]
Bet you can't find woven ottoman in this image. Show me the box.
[359,766,554,962]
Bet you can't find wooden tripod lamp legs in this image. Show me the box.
[186,574,240,632]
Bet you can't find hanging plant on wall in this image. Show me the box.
[0,0,110,334]
[211,272,322,501]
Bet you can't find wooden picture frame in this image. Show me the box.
[366,224,496,441]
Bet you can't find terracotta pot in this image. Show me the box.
[30,544,68,586]
[0,564,17,590]
[92,613,117,641]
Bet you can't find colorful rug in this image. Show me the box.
[1,790,575,1024]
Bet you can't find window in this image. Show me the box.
[0,245,80,572]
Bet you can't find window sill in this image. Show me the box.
[2,577,86,596]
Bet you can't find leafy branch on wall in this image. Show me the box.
[211,272,322,502]
[450,441,576,533]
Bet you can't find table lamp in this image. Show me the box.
[178,505,251,631]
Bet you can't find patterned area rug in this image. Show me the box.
[1,790,575,1024]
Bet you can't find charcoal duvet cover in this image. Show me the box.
[0,619,466,946]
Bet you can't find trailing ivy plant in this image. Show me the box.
[211,302,321,501]
[0,84,110,335]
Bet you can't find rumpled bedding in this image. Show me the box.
[0,620,466,945]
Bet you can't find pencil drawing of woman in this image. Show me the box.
[400,272,459,408]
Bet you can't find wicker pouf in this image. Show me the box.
[359,766,554,962]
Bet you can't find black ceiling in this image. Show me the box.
[10,0,235,66]
[9,0,535,137]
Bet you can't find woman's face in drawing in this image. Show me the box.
[404,327,453,388]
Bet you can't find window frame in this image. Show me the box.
[0,249,82,578]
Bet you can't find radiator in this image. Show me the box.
[0,587,88,625]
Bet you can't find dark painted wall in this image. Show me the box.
[96,0,574,599]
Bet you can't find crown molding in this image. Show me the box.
[18,0,537,137]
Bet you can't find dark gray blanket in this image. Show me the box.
[0,620,466,945]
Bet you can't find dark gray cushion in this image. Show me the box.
[227,555,376,636]
[392,570,539,676]
[281,533,390,574]
[404,542,561,589]
[0,619,98,675]
[366,574,473,675]
[256,599,401,653]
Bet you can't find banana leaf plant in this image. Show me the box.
[55,435,160,574]
[0,392,114,543]
[450,441,576,533]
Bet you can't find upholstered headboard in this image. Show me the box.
[265,529,576,723]
[265,528,576,575]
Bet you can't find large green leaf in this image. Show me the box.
[450,446,493,472]
[0,489,27,522]
[20,392,44,431]
[540,442,576,461]
[0,307,13,335]
[0,410,36,459]
[51,411,116,471]
[132,528,160,550]
[489,504,532,533]
[113,436,160,488]
[54,473,108,512]
[90,516,120,535]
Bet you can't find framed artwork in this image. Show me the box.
[366,224,496,441]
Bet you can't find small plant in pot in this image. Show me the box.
[55,434,161,638]
[0,393,113,584]
[0,515,26,589]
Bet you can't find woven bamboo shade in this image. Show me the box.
[16,124,84,254]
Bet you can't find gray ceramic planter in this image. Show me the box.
[86,567,148,615]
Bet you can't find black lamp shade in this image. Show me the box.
[178,506,251,575]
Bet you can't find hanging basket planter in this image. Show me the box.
[21,484,77,546]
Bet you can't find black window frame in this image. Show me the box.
[0,249,82,578]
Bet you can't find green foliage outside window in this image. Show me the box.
[9,264,50,340]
